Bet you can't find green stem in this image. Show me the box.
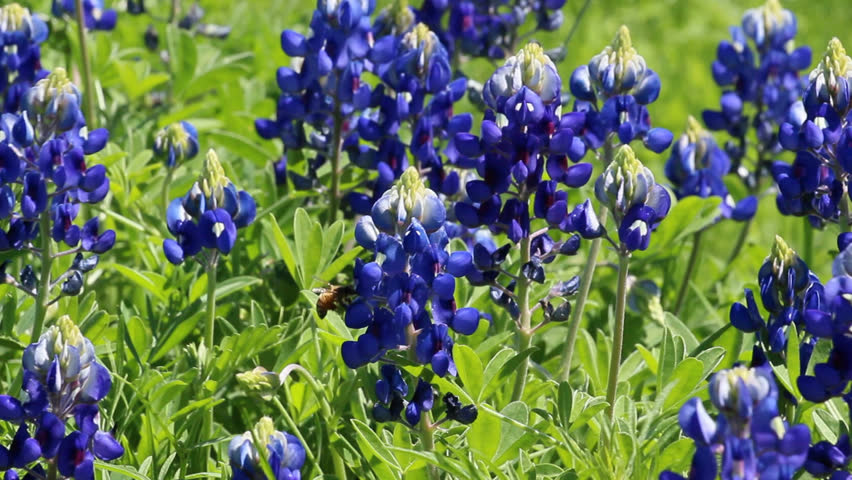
[205,256,218,348]
[558,206,609,381]
[33,212,53,340]
[161,168,174,213]
[558,139,616,382]
[673,230,703,316]
[272,397,317,463]
[511,215,533,402]
[803,217,814,265]
[727,217,752,264]
[170,0,181,23]
[74,0,97,128]
[420,413,439,480]
[328,106,343,225]
[48,463,57,480]
[279,364,346,480]
[841,187,851,233]
[605,253,630,420]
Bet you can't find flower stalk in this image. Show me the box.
[33,211,53,341]
[673,230,703,316]
[73,0,97,127]
[511,231,533,402]
[605,252,630,419]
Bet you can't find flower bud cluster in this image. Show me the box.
[0,3,49,113]
[568,26,673,154]
[163,149,256,264]
[154,121,199,168]
[773,38,852,226]
[0,316,124,479]
[660,365,810,480]
[51,0,117,31]
[701,0,810,197]
[594,145,671,251]
[665,116,757,221]
[729,236,823,357]
[1,68,114,300]
[228,417,305,480]
[254,0,374,189]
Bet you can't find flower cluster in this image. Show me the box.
[254,0,374,189]
[453,43,593,239]
[0,316,124,479]
[0,3,48,113]
[773,38,852,226]
[568,25,673,154]
[660,365,810,479]
[665,116,757,221]
[0,68,114,299]
[729,236,822,360]
[344,168,483,426]
[413,0,566,60]
[228,417,305,480]
[348,20,469,213]
[154,121,199,168]
[372,364,477,427]
[703,0,810,193]
[51,0,116,31]
[595,145,671,251]
[163,149,256,264]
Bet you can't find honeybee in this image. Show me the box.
[312,284,356,318]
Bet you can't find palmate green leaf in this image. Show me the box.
[568,395,608,433]
[664,313,698,352]
[468,406,501,464]
[660,358,704,411]
[494,401,532,465]
[149,311,202,363]
[264,214,298,280]
[293,208,324,289]
[479,348,515,401]
[644,196,722,258]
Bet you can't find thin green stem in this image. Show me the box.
[48,463,58,480]
[161,168,175,213]
[841,187,851,233]
[511,209,533,402]
[727,217,752,264]
[803,216,814,265]
[33,212,53,340]
[74,0,97,127]
[170,0,181,23]
[205,256,218,348]
[559,206,609,381]
[272,397,317,463]
[673,230,703,316]
[605,253,630,420]
[558,139,616,382]
[328,106,344,224]
[420,413,439,480]
[279,364,346,480]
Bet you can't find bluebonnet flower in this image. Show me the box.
[0,316,124,480]
[0,69,113,303]
[163,149,256,264]
[348,21,470,212]
[51,0,116,31]
[702,0,810,195]
[594,145,671,251]
[774,38,852,227]
[0,3,49,113]
[568,26,673,155]
[229,417,305,480]
[660,365,811,480]
[255,0,373,192]
[413,0,566,61]
[729,236,823,358]
[666,116,757,221]
[344,167,479,371]
[453,43,593,238]
[154,121,199,168]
